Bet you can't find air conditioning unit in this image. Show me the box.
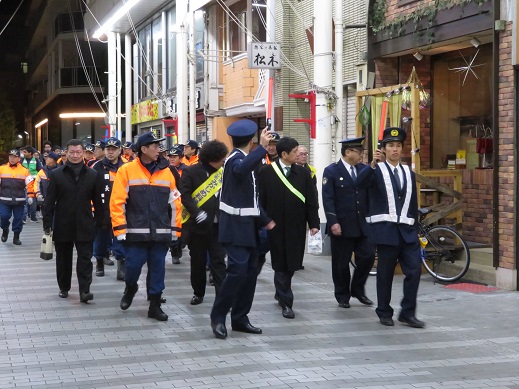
[355,64,368,91]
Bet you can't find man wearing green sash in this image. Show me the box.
[258,137,320,319]
[178,140,229,305]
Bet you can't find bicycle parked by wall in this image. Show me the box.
[351,208,471,282]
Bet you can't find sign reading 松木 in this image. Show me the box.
[248,42,281,70]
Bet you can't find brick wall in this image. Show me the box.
[385,0,436,24]
[221,57,259,108]
[497,23,515,269]
[462,169,493,245]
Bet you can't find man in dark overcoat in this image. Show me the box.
[43,139,103,302]
[322,137,375,309]
[258,137,320,319]
[179,140,228,305]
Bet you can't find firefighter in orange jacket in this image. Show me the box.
[110,132,182,321]
[0,149,33,245]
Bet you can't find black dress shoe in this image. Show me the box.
[379,317,395,326]
[353,295,374,306]
[190,295,203,305]
[80,292,93,303]
[232,322,262,334]
[398,315,425,328]
[211,321,227,339]
[58,290,68,298]
[282,306,295,319]
[338,302,350,308]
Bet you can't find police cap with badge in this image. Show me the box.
[136,131,165,149]
[94,139,106,149]
[339,136,365,154]
[8,149,20,157]
[227,119,258,144]
[44,152,60,162]
[167,146,183,156]
[105,137,121,148]
[269,132,281,143]
[184,139,200,149]
[122,141,133,149]
[84,143,95,153]
[381,127,406,145]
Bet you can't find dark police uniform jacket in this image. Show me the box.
[91,156,126,228]
[322,160,370,238]
[218,146,270,247]
[357,162,419,246]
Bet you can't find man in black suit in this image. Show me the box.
[179,140,228,305]
[258,137,320,319]
[42,139,103,302]
[359,127,424,328]
[322,137,375,309]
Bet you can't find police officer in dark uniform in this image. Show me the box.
[210,120,274,339]
[322,137,375,308]
[359,127,424,328]
[91,137,126,280]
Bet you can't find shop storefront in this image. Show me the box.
[366,0,517,287]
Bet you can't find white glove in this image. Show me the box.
[195,211,208,224]
[28,197,33,205]
[171,234,178,241]
[25,176,34,185]
[116,234,126,241]
[37,195,44,202]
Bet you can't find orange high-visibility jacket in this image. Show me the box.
[183,154,199,166]
[110,157,182,242]
[0,163,31,205]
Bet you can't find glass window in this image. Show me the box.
[153,17,163,94]
[225,0,266,59]
[74,120,92,143]
[138,26,152,99]
[194,11,205,82]
[61,119,74,144]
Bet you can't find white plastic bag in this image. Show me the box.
[307,230,322,255]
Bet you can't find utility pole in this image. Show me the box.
[189,9,197,140]
[107,32,117,137]
[313,0,333,218]
[266,0,275,129]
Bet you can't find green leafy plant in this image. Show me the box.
[369,0,489,39]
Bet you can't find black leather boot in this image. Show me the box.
[147,294,168,321]
[12,232,21,245]
[96,259,104,277]
[120,283,138,310]
[1,229,8,243]
[116,259,126,281]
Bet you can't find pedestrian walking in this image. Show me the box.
[0,149,33,245]
[110,132,182,321]
[322,137,375,309]
[42,139,103,302]
[258,137,320,319]
[210,120,275,339]
[179,140,228,305]
[359,127,425,328]
[91,137,126,279]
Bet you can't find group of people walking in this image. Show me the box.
[0,119,425,339]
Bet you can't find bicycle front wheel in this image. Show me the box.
[422,225,470,282]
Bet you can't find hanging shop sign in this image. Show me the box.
[131,100,160,124]
[248,42,282,69]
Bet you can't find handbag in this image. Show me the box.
[40,232,53,260]
[307,230,322,255]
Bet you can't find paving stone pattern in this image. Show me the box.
[1,222,519,388]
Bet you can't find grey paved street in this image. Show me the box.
[1,221,519,389]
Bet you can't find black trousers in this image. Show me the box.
[331,234,375,304]
[375,236,421,319]
[55,241,93,294]
[188,224,226,298]
[274,271,295,308]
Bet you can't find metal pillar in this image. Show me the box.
[107,31,117,137]
[334,0,343,138]
[313,0,333,218]
[125,34,132,142]
[177,0,189,142]
[189,10,197,140]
